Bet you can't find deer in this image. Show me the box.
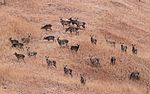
[65,26,79,35]
[41,24,52,31]
[69,18,86,29]
[14,52,25,63]
[120,42,127,52]
[80,74,86,85]
[9,37,19,45]
[90,35,97,45]
[57,37,69,47]
[45,56,56,68]
[12,42,24,49]
[43,36,55,42]
[132,44,138,54]
[60,18,71,28]
[111,56,116,65]
[64,65,73,77]
[70,44,80,52]
[89,55,100,67]
[105,35,116,47]
[26,47,37,58]
[21,33,32,44]
[129,71,140,80]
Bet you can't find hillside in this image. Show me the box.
[0,0,150,94]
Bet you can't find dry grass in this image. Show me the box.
[0,0,150,94]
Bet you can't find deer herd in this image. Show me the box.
[8,17,140,85]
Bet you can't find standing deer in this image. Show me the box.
[9,37,19,45]
[26,47,37,58]
[111,56,116,65]
[132,44,138,54]
[43,36,55,42]
[14,52,25,63]
[12,42,24,49]
[64,65,73,77]
[21,33,32,44]
[69,18,86,29]
[90,35,97,45]
[120,43,127,52]
[57,37,69,47]
[41,24,52,31]
[80,74,86,85]
[60,18,71,27]
[70,44,80,52]
[89,55,100,67]
[45,56,56,68]
[65,26,79,35]
[129,71,140,80]
[105,35,116,47]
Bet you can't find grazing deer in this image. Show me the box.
[90,35,97,45]
[65,26,79,35]
[12,42,24,49]
[70,44,80,52]
[43,36,55,42]
[129,71,140,80]
[89,55,100,67]
[132,44,138,54]
[60,18,71,27]
[57,37,69,47]
[64,65,73,77]
[21,33,32,44]
[80,74,86,85]
[9,37,19,45]
[120,43,127,52]
[41,24,52,31]
[45,56,56,68]
[111,56,116,65]
[69,18,86,29]
[14,52,25,63]
[26,47,37,58]
[105,35,116,47]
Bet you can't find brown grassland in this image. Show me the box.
[0,0,150,94]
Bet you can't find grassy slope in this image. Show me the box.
[0,0,150,94]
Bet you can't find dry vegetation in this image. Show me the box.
[0,0,150,94]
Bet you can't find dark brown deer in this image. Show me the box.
[57,37,69,47]
[90,35,97,45]
[132,44,138,54]
[65,26,79,35]
[41,24,52,31]
[45,56,56,68]
[89,55,100,67]
[70,44,80,52]
[43,36,55,42]
[12,42,24,49]
[9,37,19,45]
[129,71,140,80]
[64,65,73,77]
[80,74,86,85]
[60,18,71,27]
[111,56,116,65]
[14,52,25,63]
[69,18,86,29]
[120,42,127,52]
